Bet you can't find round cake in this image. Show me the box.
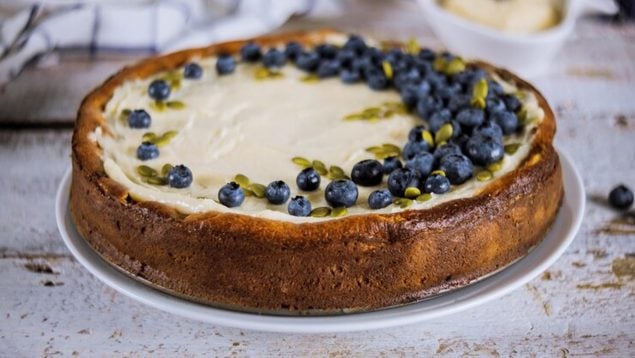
[70,29,563,314]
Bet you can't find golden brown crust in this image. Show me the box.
[70,30,563,313]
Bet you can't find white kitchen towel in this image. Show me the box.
[0,0,342,86]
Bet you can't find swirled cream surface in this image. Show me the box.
[95,55,543,223]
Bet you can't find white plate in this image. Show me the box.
[56,149,584,333]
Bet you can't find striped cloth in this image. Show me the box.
[0,0,342,85]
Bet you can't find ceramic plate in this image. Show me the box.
[56,149,584,333]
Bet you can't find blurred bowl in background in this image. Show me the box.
[417,0,618,77]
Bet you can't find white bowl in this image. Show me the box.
[417,0,618,77]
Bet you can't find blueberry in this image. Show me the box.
[418,48,436,62]
[408,125,427,142]
[167,164,193,188]
[325,179,358,208]
[503,94,522,112]
[136,142,159,161]
[472,121,503,140]
[148,79,170,101]
[402,140,431,160]
[416,95,443,119]
[240,42,262,62]
[265,180,291,204]
[127,109,151,129]
[486,97,506,115]
[447,94,471,113]
[433,142,462,163]
[450,134,471,152]
[609,185,634,209]
[315,44,338,59]
[336,48,356,66]
[368,189,393,209]
[387,168,421,197]
[456,108,485,128]
[296,167,321,191]
[423,174,451,194]
[218,182,245,208]
[340,68,361,83]
[344,35,367,55]
[296,51,321,71]
[383,156,403,174]
[435,82,462,100]
[393,68,421,90]
[183,62,203,79]
[317,59,341,78]
[400,83,430,108]
[365,67,389,90]
[439,154,473,185]
[351,159,384,186]
[490,110,519,135]
[406,152,434,177]
[216,54,236,75]
[487,80,505,98]
[262,48,286,68]
[466,135,504,166]
[428,109,452,132]
[284,41,303,61]
[288,196,312,216]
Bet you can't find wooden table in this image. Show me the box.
[1,1,634,355]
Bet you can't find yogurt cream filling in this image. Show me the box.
[94,50,544,223]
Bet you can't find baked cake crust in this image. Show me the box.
[70,29,563,313]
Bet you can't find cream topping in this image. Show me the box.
[95,52,544,223]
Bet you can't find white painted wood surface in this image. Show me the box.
[1,1,635,356]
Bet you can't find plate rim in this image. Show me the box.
[56,148,584,333]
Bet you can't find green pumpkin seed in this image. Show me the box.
[243,188,254,197]
[120,109,131,122]
[431,170,446,177]
[445,58,466,75]
[150,100,167,112]
[504,143,521,155]
[394,198,413,209]
[343,113,365,121]
[292,156,312,168]
[382,143,401,154]
[169,78,182,91]
[154,131,178,147]
[404,187,421,199]
[473,78,489,99]
[476,170,493,181]
[331,207,348,217]
[142,132,157,142]
[422,130,435,147]
[312,160,328,175]
[166,100,185,109]
[382,61,393,79]
[433,57,447,73]
[121,109,132,116]
[161,163,173,177]
[234,174,250,187]
[300,74,320,83]
[310,207,331,217]
[137,165,158,177]
[249,183,266,198]
[435,123,454,144]
[362,107,382,117]
[471,96,486,109]
[254,67,271,80]
[487,160,504,172]
[328,165,347,180]
[145,176,168,185]
[416,193,432,202]
[365,146,384,154]
[405,38,420,55]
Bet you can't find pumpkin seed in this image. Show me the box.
[145,176,168,185]
[365,146,384,154]
[382,143,401,154]
[445,58,466,75]
[473,78,489,99]
[382,61,393,79]
[161,163,173,177]
[150,100,167,112]
[431,170,446,177]
[344,113,365,121]
[243,188,254,197]
[404,187,421,199]
[328,165,347,180]
[433,57,447,73]
[476,170,493,181]
[405,38,421,55]
[121,109,132,116]
[330,207,348,217]
[362,107,382,117]
[142,132,157,142]
[487,160,504,172]
[416,193,432,202]
[249,183,266,198]
[292,156,312,168]
[422,130,435,147]
[166,100,185,109]
[137,165,158,177]
[254,67,271,80]
[435,123,454,144]
[234,174,250,187]
[300,74,320,83]
[119,109,131,122]
[471,96,486,109]
[154,130,178,147]
[504,143,521,155]
[310,207,331,217]
[394,198,413,208]
[312,160,328,175]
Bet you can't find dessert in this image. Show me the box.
[70,30,563,313]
